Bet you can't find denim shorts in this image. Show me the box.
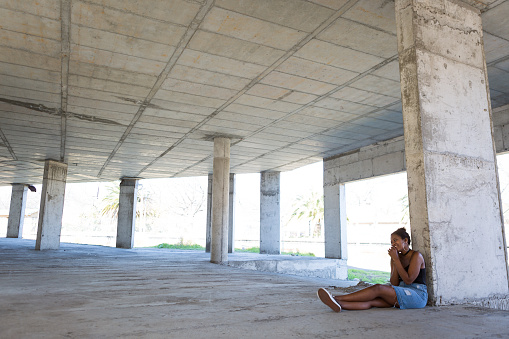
[393,282,428,309]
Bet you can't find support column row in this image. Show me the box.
[206,172,235,254]
[6,184,28,238]
[260,171,280,255]
[206,170,282,258]
[323,170,347,260]
[210,137,230,264]
[35,160,68,250]
[116,178,138,249]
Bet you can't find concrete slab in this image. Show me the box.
[84,0,201,26]
[216,0,336,33]
[177,49,266,79]
[1,0,509,183]
[317,18,397,58]
[276,56,359,86]
[201,7,307,50]
[294,39,385,73]
[1,238,509,338]
[228,253,348,280]
[342,0,397,34]
[71,1,187,46]
[188,30,286,67]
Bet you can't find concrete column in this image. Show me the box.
[116,178,138,249]
[6,184,28,238]
[210,138,230,264]
[396,0,509,304]
[35,160,68,250]
[205,173,213,253]
[323,166,347,259]
[260,171,280,254]
[228,173,236,253]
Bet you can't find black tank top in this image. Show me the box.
[400,252,426,285]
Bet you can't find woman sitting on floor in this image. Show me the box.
[317,227,428,312]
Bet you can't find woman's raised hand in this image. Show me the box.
[388,246,399,261]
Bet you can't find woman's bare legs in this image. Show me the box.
[333,284,397,310]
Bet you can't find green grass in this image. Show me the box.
[235,246,260,253]
[153,243,205,250]
[234,247,315,257]
[347,268,390,284]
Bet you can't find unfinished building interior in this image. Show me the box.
[1,0,509,337]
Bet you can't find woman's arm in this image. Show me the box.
[389,259,400,286]
[390,250,422,284]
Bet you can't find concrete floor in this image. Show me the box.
[1,239,508,339]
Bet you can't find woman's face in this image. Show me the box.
[391,234,407,252]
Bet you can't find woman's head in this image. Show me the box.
[391,227,411,250]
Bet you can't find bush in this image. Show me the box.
[154,243,205,250]
[235,247,315,256]
[347,268,390,284]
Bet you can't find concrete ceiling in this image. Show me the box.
[0,0,508,185]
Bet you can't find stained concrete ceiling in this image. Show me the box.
[0,0,508,185]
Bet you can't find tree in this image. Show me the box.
[400,193,409,224]
[100,183,157,231]
[101,184,120,219]
[171,180,205,218]
[289,192,324,237]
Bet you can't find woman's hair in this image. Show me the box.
[392,227,411,246]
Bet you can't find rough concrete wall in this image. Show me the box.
[323,104,509,183]
[493,105,509,154]
[6,184,27,238]
[205,173,212,253]
[323,167,347,259]
[116,179,138,249]
[324,136,406,184]
[210,138,230,264]
[35,160,68,250]
[260,171,281,254]
[396,0,509,304]
[228,173,235,253]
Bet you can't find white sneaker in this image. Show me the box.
[317,288,341,312]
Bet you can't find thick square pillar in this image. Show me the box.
[210,138,230,264]
[396,0,509,304]
[6,184,28,238]
[116,178,138,249]
[260,171,280,254]
[205,173,213,253]
[228,173,236,253]
[35,160,68,250]
[323,166,347,259]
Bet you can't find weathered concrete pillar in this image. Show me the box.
[116,178,138,249]
[228,173,236,253]
[260,171,280,254]
[323,165,347,259]
[6,184,28,238]
[205,173,213,253]
[210,138,230,264]
[35,160,68,250]
[396,0,509,304]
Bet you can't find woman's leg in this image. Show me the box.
[337,298,393,310]
[335,284,397,306]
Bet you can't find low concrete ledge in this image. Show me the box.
[471,295,509,311]
[227,253,348,280]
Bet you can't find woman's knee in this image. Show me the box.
[372,284,394,296]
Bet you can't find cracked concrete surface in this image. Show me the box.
[1,238,508,338]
